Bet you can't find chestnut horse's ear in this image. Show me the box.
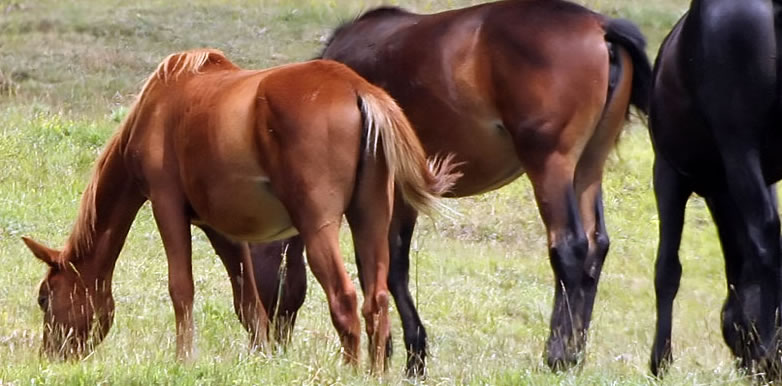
[22,237,61,267]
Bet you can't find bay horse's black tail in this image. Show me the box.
[604,18,652,116]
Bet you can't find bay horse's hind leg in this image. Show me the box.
[649,156,690,377]
[521,152,586,370]
[385,198,426,377]
[199,225,269,350]
[570,44,635,359]
[346,158,393,374]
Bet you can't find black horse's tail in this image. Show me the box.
[603,18,652,117]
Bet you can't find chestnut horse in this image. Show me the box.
[250,0,652,376]
[22,49,458,372]
[649,0,782,378]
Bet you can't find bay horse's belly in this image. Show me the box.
[190,172,298,242]
[424,116,524,197]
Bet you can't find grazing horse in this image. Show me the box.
[22,48,458,372]
[649,0,782,378]
[251,0,652,376]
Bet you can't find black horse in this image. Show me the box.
[649,0,782,378]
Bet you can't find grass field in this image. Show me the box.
[0,0,754,384]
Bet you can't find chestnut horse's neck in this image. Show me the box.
[59,49,234,286]
[62,129,145,284]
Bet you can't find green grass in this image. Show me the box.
[0,0,752,384]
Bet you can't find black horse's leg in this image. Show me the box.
[710,148,781,372]
[698,1,780,370]
[649,156,691,377]
[386,199,424,377]
[704,188,755,370]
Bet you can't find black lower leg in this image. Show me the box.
[545,189,589,371]
[387,205,426,377]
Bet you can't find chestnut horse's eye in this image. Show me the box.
[37,295,48,310]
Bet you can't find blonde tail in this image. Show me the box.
[357,86,461,215]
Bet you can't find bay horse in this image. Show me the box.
[250,0,652,376]
[22,48,458,372]
[649,0,782,378]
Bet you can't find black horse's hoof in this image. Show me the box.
[405,354,426,379]
[649,354,671,379]
[545,339,580,372]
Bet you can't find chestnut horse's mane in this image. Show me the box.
[64,49,237,261]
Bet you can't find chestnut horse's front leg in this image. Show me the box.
[150,192,196,361]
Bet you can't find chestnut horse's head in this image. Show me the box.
[23,237,114,360]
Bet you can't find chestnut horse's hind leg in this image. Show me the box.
[199,225,269,350]
[345,162,393,374]
[649,156,690,377]
[299,222,362,364]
